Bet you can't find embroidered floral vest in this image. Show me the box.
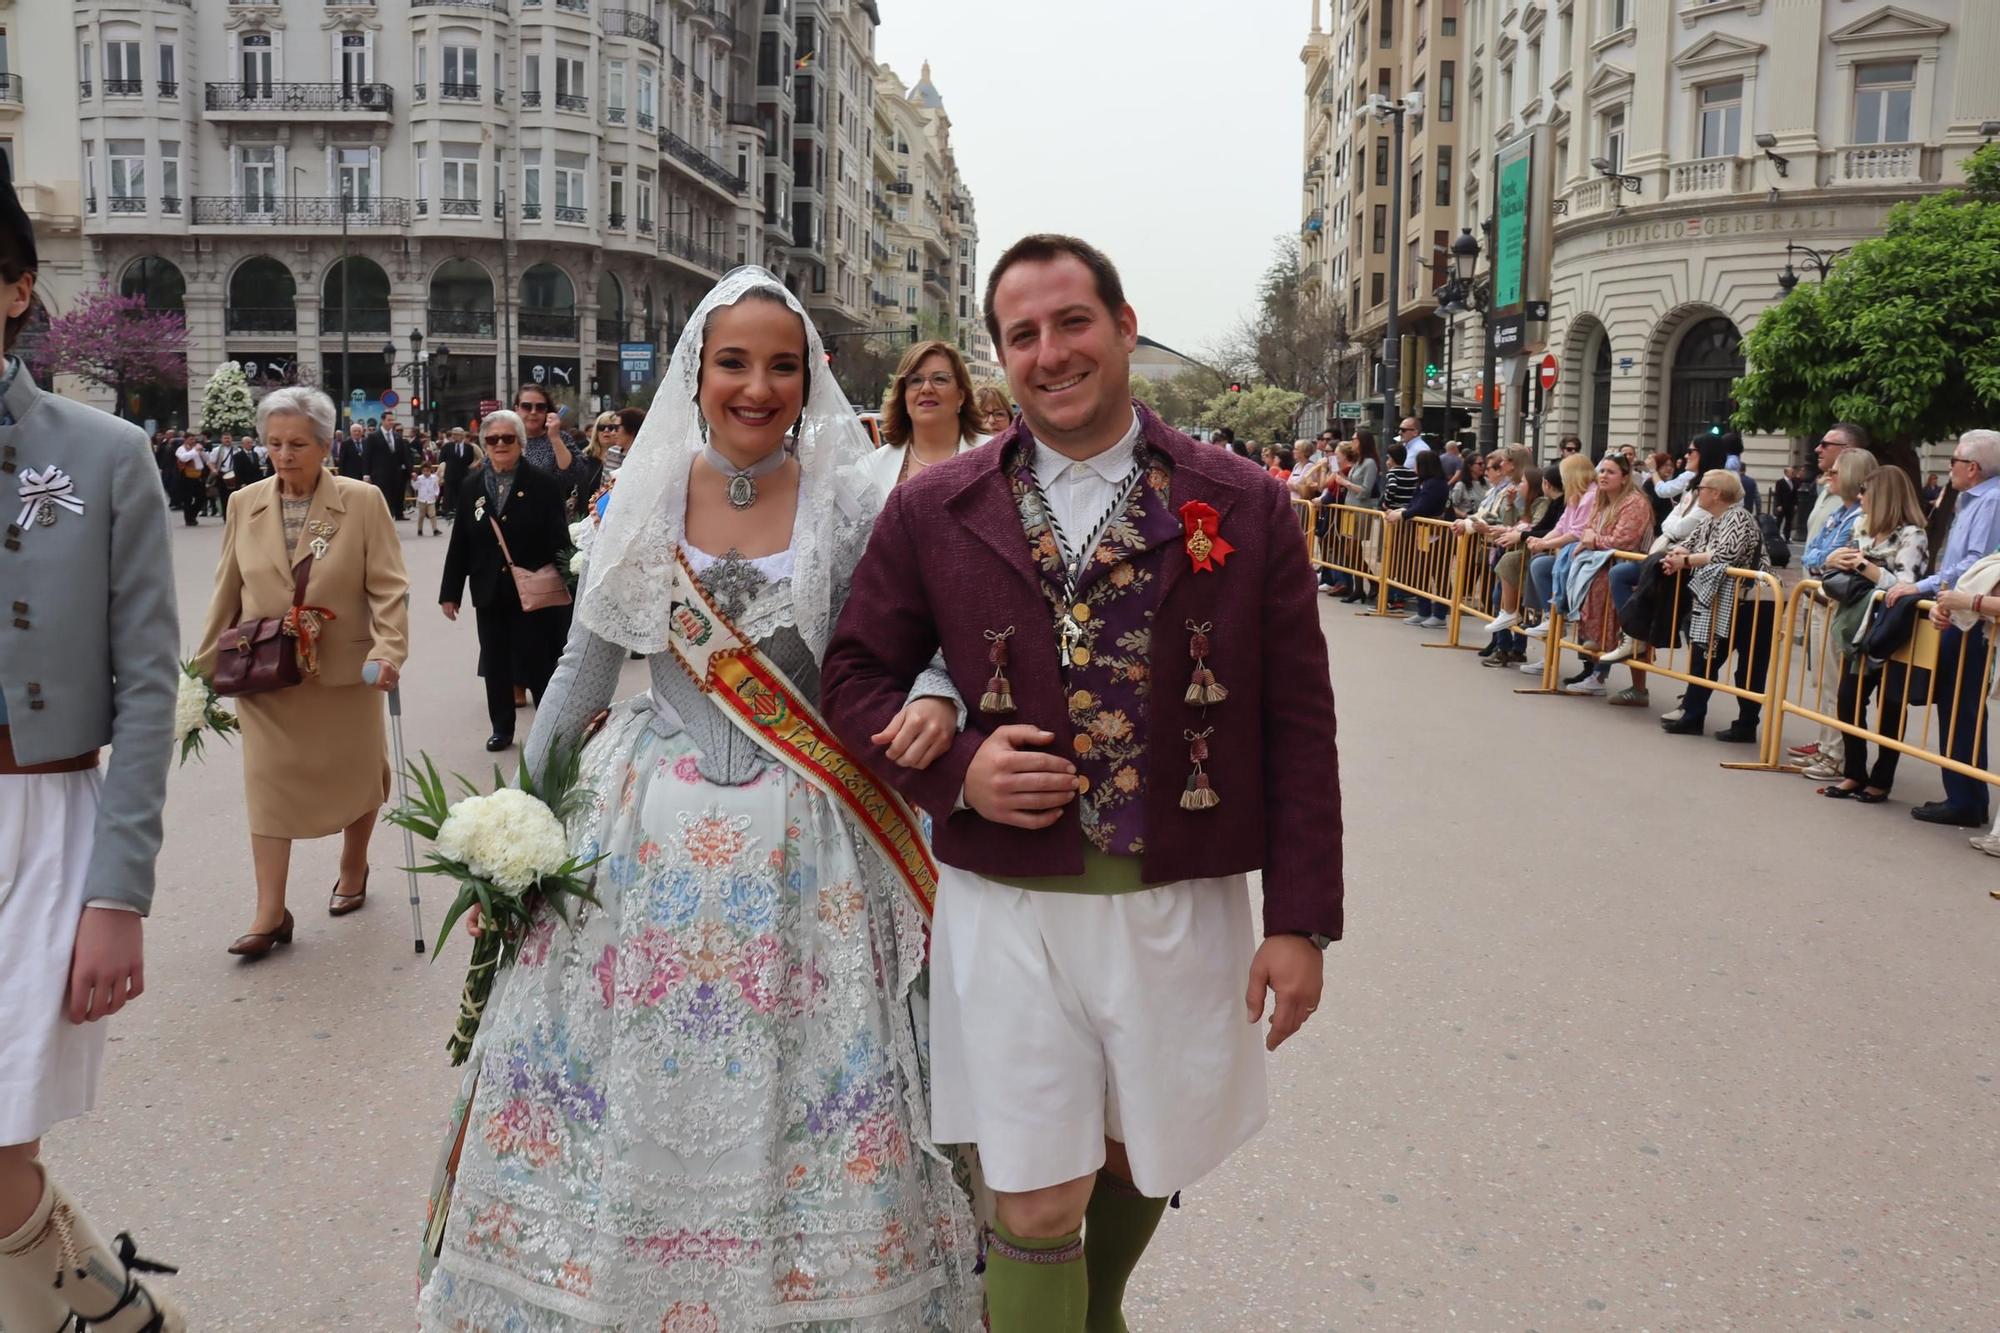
[1006,441,1179,857]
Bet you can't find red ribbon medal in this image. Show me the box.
[1179,501,1234,573]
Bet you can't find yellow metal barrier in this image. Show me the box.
[1445,526,1550,652]
[1521,550,1786,757]
[1295,501,1395,616]
[1381,514,1461,621]
[1746,579,2000,792]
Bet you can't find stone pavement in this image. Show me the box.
[38,515,2000,1331]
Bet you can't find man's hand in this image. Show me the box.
[872,697,958,771]
[441,601,460,621]
[67,907,144,1024]
[1245,934,1324,1052]
[965,725,1078,829]
[1884,582,1921,607]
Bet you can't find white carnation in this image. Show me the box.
[568,518,591,546]
[569,547,587,576]
[174,673,208,742]
[434,787,571,891]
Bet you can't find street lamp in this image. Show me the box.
[1776,241,1848,296]
[1590,155,1644,197]
[1449,224,1501,452]
[1753,132,1791,179]
[1357,89,1424,428]
[385,330,448,435]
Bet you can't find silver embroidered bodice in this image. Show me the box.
[527,539,959,788]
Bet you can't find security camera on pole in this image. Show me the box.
[1357,88,1422,430]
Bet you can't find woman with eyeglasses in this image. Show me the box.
[973,382,1014,436]
[437,409,574,751]
[858,339,988,503]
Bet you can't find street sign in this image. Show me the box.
[619,341,656,392]
[1335,400,1367,420]
[380,390,400,408]
[478,399,502,418]
[1538,354,1559,392]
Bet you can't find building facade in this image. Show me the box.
[56,0,771,430]
[2,1,86,386]
[1447,0,2000,467]
[787,0,875,338]
[1300,0,1467,436]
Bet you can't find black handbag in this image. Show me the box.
[1820,571,1874,606]
[1862,591,1924,662]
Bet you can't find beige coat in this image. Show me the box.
[196,473,410,839]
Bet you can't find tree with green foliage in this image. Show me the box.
[1208,236,1354,412]
[1734,144,2000,477]
[1129,366,1228,429]
[199,360,256,435]
[1200,384,1306,443]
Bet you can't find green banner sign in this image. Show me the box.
[1494,138,1533,315]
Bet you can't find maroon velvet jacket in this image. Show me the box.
[821,406,1344,940]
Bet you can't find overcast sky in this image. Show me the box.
[873,1,1305,360]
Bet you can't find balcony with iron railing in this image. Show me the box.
[659,229,730,274]
[519,89,541,107]
[519,309,581,340]
[191,195,412,227]
[637,110,654,129]
[411,0,510,10]
[439,196,481,217]
[521,202,542,220]
[556,92,588,112]
[0,75,20,109]
[226,306,298,335]
[922,268,946,289]
[672,57,686,81]
[157,80,179,97]
[659,128,747,194]
[637,217,655,235]
[555,0,589,11]
[206,81,393,115]
[887,181,912,195]
[104,79,144,96]
[427,307,497,338]
[108,196,147,215]
[607,105,626,124]
[440,82,482,102]
[603,8,660,44]
[555,204,587,223]
[320,306,393,334]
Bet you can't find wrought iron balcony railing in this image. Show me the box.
[411,0,509,10]
[520,89,540,107]
[206,81,394,113]
[226,306,297,335]
[427,307,497,337]
[440,82,481,101]
[554,205,587,223]
[319,306,391,334]
[519,310,580,339]
[0,75,21,105]
[556,92,588,112]
[439,197,481,216]
[191,195,412,226]
[604,8,661,44]
[157,80,179,98]
[659,128,747,194]
[659,230,729,274]
[607,105,626,124]
[108,196,147,214]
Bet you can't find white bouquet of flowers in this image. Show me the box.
[174,659,239,765]
[388,748,602,1064]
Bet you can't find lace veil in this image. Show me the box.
[577,265,878,657]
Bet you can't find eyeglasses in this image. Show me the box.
[515,400,551,412]
[484,433,520,445]
[1951,455,1976,466]
[1561,445,1581,453]
[905,373,957,392]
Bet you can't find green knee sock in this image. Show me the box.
[1083,1171,1170,1333]
[985,1221,1088,1333]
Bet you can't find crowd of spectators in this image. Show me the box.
[1289,417,2000,863]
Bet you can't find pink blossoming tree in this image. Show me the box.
[26,284,188,420]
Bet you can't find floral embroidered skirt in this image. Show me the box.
[417,703,982,1331]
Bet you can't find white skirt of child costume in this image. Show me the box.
[418,701,982,1332]
[0,769,109,1145]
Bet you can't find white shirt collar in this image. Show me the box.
[1030,411,1144,489]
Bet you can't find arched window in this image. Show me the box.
[520,262,577,340]
[428,258,495,338]
[227,257,297,334]
[120,255,186,311]
[1665,316,1742,454]
[321,255,391,334]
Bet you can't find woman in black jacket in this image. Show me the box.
[1391,449,1453,627]
[439,410,574,750]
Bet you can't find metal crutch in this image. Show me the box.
[387,681,426,953]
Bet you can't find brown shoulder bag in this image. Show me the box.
[491,517,572,613]
[212,557,314,697]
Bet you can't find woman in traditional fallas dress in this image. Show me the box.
[417,268,982,1331]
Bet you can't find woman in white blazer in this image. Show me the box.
[856,339,988,504]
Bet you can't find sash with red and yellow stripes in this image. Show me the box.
[663,547,938,919]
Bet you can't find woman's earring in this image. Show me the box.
[699,416,709,445]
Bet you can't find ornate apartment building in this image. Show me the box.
[1300,0,1467,436]
[1439,0,2000,465]
[870,61,986,374]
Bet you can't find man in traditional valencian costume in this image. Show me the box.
[0,162,185,1330]
[824,234,1343,1332]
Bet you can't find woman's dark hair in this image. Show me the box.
[1558,433,1582,451]
[516,382,555,409]
[983,233,1126,349]
[694,286,808,422]
[1275,446,1295,471]
[616,407,646,435]
[1519,463,1545,496]
[1352,427,1378,463]
[1413,449,1444,483]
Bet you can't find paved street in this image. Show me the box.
[40,511,2000,1331]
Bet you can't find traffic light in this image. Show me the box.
[1229,382,1243,394]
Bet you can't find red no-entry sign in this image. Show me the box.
[1538,354,1560,392]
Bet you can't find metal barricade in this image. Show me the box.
[1520,550,1787,754]
[1380,514,1461,620]
[1744,579,2000,791]
[1295,501,1393,615]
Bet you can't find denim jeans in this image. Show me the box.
[1527,553,1557,613]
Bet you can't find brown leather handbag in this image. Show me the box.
[490,517,572,613]
[212,557,316,697]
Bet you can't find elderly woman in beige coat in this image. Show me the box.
[196,386,409,959]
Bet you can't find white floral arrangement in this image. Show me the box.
[174,660,239,765]
[388,749,602,1065]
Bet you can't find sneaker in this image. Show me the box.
[1403,613,1426,625]
[1786,742,1820,759]
[1800,760,1842,782]
[1967,832,2000,858]
[1660,707,1685,723]
[1419,616,1448,628]
[1564,677,1607,696]
[1522,621,1550,640]
[1483,610,1520,635]
[1519,658,1547,675]
[1598,636,1641,666]
[1481,652,1515,668]
[1608,687,1651,707]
